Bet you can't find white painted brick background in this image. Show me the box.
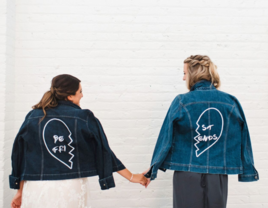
[1,0,16,207]
[0,0,6,203]
[1,0,268,207]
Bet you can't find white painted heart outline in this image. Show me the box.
[194,108,224,157]
[42,118,75,169]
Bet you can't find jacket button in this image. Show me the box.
[103,184,106,186]
[15,182,18,185]
[255,176,258,179]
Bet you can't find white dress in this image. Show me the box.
[21,178,91,208]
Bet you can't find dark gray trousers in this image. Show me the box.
[173,171,228,208]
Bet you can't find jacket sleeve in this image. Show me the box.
[145,96,181,180]
[9,111,32,189]
[234,99,259,182]
[111,149,126,172]
[87,112,125,190]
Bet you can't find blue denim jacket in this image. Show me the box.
[9,101,125,190]
[145,80,259,182]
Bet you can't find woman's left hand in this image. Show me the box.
[11,191,22,208]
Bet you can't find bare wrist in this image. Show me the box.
[17,190,22,195]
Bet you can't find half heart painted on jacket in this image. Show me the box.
[42,118,75,169]
[194,108,224,157]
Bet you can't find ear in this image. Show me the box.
[67,95,74,102]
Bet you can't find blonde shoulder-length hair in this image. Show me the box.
[184,55,221,90]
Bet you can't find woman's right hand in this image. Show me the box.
[11,191,22,208]
[131,174,149,186]
[142,168,151,188]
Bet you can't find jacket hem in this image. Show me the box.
[18,170,98,183]
[160,162,243,175]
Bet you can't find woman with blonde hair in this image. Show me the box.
[144,55,259,208]
[10,74,148,208]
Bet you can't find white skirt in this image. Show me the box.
[21,178,91,208]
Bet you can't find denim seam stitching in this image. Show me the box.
[182,104,193,171]
[39,118,44,180]
[29,115,87,122]
[195,88,216,91]
[22,119,30,178]
[75,119,81,178]
[112,164,125,169]
[112,164,122,168]
[22,170,97,176]
[184,101,233,107]
[207,103,210,173]
[170,96,182,165]
[99,175,113,181]
[239,174,257,177]
[224,105,235,174]
[164,162,241,169]
[170,95,182,119]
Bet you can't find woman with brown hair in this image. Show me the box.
[10,74,148,208]
[144,55,259,208]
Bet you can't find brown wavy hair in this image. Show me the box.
[184,55,221,90]
[33,74,81,121]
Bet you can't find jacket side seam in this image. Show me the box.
[170,96,182,166]
[224,105,235,174]
[170,95,182,119]
[182,104,194,171]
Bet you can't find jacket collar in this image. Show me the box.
[57,100,81,109]
[190,80,216,91]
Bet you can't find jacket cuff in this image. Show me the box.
[99,175,115,190]
[238,173,259,182]
[9,175,20,189]
[144,166,157,181]
[159,167,166,172]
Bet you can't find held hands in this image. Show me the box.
[129,173,149,187]
[129,167,151,188]
[142,168,151,188]
[117,168,151,188]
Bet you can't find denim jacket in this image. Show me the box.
[9,101,125,190]
[145,80,259,182]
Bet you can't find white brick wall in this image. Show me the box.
[0,0,7,202]
[0,0,16,207]
[3,0,16,207]
[1,0,268,207]
[0,1,7,207]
